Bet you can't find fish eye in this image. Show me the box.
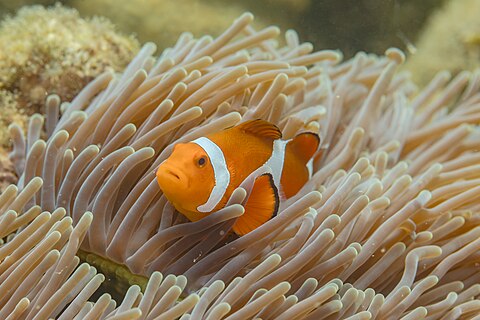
[197,156,207,168]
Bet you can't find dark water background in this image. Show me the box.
[0,0,444,58]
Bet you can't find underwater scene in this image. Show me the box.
[1,0,480,319]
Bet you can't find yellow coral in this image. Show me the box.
[0,4,140,145]
[404,0,480,85]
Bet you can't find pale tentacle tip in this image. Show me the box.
[76,212,94,233]
[266,253,282,265]
[417,190,432,206]
[143,41,157,53]
[125,123,137,132]
[239,12,254,23]
[385,48,405,65]
[270,26,281,36]
[31,113,44,121]
[8,123,21,132]
[46,94,61,105]
[29,176,44,187]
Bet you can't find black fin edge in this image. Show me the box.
[259,172,280,218]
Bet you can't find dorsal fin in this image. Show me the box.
[236,119,282,140]
[290,132,320,163]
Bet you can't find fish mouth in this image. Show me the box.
[157,164,186,185]
[165,169,180,180]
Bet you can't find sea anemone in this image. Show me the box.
[2,12,480,319]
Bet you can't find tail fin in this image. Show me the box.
[290,132,320,164]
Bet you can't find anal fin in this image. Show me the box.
[233,173,279,236]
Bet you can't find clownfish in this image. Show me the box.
[156,119,320,236]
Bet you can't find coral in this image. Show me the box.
[0,91,25,148]
[404,0,480,85]
[0,148,16,191]
[0,4,140,145]
[2,12,480,320]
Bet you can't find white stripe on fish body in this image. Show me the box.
[192,137,230,212]
[265,138,316,192]
[264,138,290,190]
[306,158,314,179]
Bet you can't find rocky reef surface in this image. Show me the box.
[0,4,139,146]
[404,0,480,85]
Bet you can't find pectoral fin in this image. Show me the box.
[233,173,279,236]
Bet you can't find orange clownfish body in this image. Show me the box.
[156,119,320,236]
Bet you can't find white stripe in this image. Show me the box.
[264,139,290,189]
[192,137,230,212]
[306,158,313,179]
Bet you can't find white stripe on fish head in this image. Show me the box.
[192,137,230,212]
